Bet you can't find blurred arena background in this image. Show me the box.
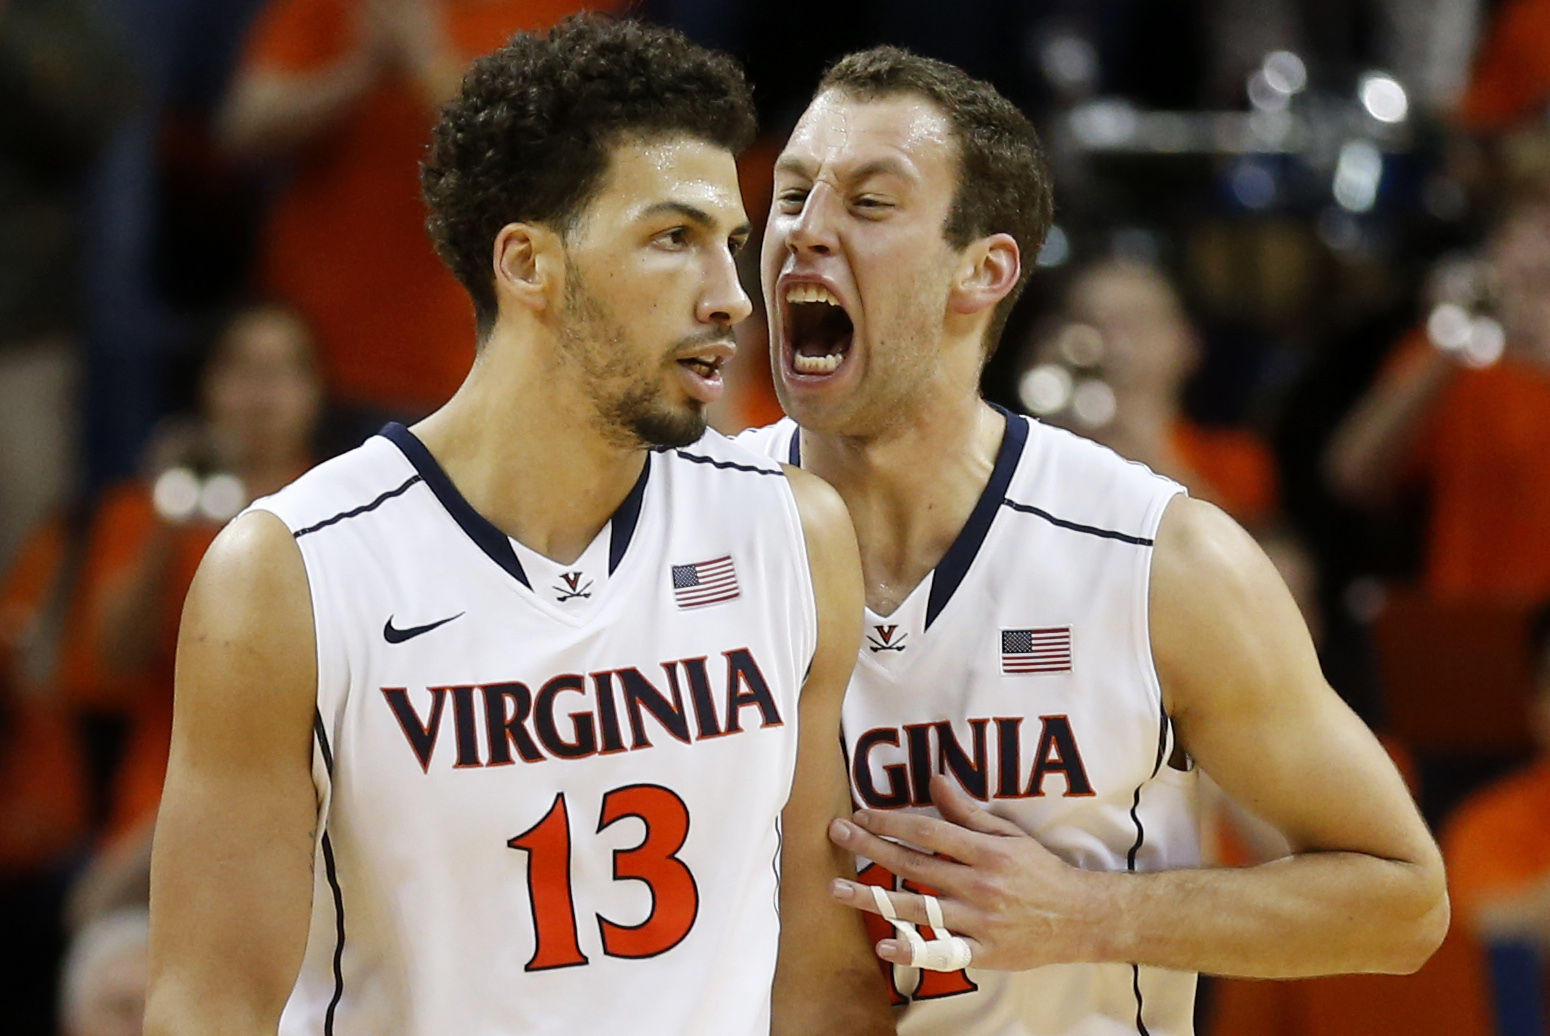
[5,1,1550,1033]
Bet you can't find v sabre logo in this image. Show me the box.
[553,571,593,603]
[383,612,465,644]
[866,624,908,653]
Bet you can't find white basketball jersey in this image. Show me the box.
[252,424,816,1035]
[740,407,1199,1036]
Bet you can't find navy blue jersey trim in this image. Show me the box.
[608,458,651,575]
[379,423,531,588]
[999,498,1155,547]
[672,448,784,476]
[1125,707,1169,1035]
[293,475,422,540]
[313,711,334,776]
[321,832,346,1035]
[787,429,801,467]
[923,405,1028,630]
[1131,965,1151,1036]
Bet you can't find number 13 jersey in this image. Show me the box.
[253,424,817,1035]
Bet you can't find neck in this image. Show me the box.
[411,331,648,565]
[799,388,1003,615]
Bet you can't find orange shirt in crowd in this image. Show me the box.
[1445,758,1550,928]
[0,518,88,873]
[1170,420,1279,529]
[1390,335,1550,600]
[1458,0,1550,132]
[241,0,618,415]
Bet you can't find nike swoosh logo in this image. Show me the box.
[383,611,464,644]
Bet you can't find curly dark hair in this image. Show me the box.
[818,47,1053,355]
[421,15,756,338]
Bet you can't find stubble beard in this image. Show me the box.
[557,272,708,451]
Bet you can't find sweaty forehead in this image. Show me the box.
[595,137,747,226]
[778,91,956,184]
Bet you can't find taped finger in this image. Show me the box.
[868,886,974,972]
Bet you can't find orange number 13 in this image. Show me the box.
[507,783,700,971]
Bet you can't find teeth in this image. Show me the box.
[793,352,843,374]
[786,283,841,306]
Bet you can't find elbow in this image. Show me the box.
[1382,870,1451,975]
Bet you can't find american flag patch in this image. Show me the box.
[671,555,740,608]
[1001,627,1072,674]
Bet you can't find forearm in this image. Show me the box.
[1325,350,1457,508]
[219,58,376,159]
[1081,850,1448,978]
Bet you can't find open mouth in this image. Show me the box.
[785,283,854,375]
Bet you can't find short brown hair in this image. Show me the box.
[819,47,1053,353]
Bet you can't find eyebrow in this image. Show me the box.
[639,200,751,239]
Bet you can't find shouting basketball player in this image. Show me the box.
[739,47,1447,1034]
[145,19,893,1035]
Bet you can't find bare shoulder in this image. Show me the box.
[177,509,316,740]
[780,462,857,564]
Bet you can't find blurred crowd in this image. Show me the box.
[5,1,1550,1033]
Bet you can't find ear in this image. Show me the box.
[492,222,566,315]
[948,233,1020,316]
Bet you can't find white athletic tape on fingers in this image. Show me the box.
[868,885,974,972]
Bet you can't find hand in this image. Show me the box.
[365,0,450,75]
[827,774,1107,971]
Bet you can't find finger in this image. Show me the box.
[848,806,994,868]
[877,934,983,970]
[829,878,970,933]
[930,774,1026,838]
[829,818,961,888]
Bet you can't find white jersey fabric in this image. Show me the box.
[739,407,1199,1036]
[253,423,816,1036]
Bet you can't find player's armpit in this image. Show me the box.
[1144,495,1448,976]
[144,510,319,1035]
[773,466,895,1036]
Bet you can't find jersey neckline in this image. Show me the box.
[378,422,650,591]
[791,405,1027,631]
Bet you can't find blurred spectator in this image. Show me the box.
[0,509,93,1035]
[0,0,134,570]
[219,0,619,423]
[1325,192,1550,601]
[1441,602,1550,1036]
[77,302,323,844]
[1456,0,1550,133]
[1018,258,1280,528]
[58,908,149,1036]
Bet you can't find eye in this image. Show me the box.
[776,188,809,213]
[655,226,692,250]
[853,196,894,215]
[728,234,750,257]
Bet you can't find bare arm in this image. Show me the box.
[217,47,378,160]
[772,466,895,1036]
[1324,346,1457,509]
[829,496,1446,978]
[143,511,319,1033]
[1111,496,1447,975]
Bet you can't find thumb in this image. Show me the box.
[930,774,1023,837]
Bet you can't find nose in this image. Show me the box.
[786,184,839,257]
[699,247,753,327]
